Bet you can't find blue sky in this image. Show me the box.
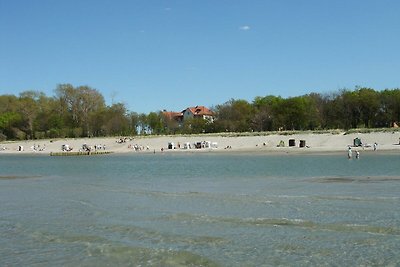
[1,0,399,113]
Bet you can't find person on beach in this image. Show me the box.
[347,147,352,159]
[356,151,360,159]
[373,142,377,151]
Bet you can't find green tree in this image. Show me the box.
[0,95,19,113]
[161,114,182,134]
[0,112,22,139]
[17,91,44,139]
[128,112,140,135]
[137,113,148,134]
[341,90,361,129]
[214,99,253,132]
[33,94,64,137]
[322,92,345,129]
[55,84,106,137]
[146,112,163,134]
[0,95,21,139]
[378,89,400,127]
[181,117,210,134]
[279,97,309,130]
[252,95,284,131]
[357,88,380,127]
[102,103,130,136]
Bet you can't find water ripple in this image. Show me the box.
[163,213,400,236]
[0,175,42,179]
[309,176,400,183]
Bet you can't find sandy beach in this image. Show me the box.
[1,131,400,156]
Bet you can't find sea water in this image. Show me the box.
[0,152,399,266]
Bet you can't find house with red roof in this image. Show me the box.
[182,106,214,122]
[162,106,214,124]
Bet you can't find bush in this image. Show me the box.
[47,128,60,138]
[0,132,6,141]
[34,131,46,139]
[11,127,26,140]
[71,127,83,138]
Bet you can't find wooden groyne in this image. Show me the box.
[50,151,113,156]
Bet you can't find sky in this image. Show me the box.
[1,0,399,113]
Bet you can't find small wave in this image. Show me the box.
[309,176,400,183]
[67,199,99,209]
[162,213,313,227]
[85,244,220,266]
[314,195,400,202]
[146,190,209,198]
[0,175,42,180]
[328,223,400,236]
[163,213,400,236]
[104,224,227,247]
[26,227,221,266]
[30,230,109,245]
[273,195,310,199]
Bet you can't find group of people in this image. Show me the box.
[80,144,106,152]
[116,137,133,143]
[347,147,360,159]
[347,142,378,159]
[61,143,106,152]
[61,144,73,151]
[93,144,106,151]
[31,144,46,152]
[128,144,149,151]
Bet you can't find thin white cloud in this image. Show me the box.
[239,25,251,31]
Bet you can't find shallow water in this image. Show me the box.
[1,152,399,266]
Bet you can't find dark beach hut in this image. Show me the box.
[289,139,296,147]
[353,138,362,147]
[299,140,306,148]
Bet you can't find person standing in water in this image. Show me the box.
[348,147,352,159]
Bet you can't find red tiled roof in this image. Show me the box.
[162,111,183,120]
[185,106,213,116]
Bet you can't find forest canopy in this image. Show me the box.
[1,84,400,140]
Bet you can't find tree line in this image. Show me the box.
[1,84,399,140]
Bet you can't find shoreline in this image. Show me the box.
[1,131,400,156]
